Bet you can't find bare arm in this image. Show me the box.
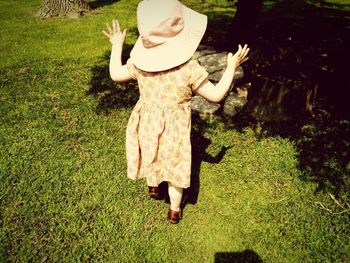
[103,20,132,82]
[195,44,250,103]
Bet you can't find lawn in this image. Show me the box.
[0,0,349,262]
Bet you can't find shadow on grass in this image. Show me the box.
[202,10,236,51]
[86,44,139,114]
[226,108,350,201]
[183,115,231,206]
[215,249,263,263]
[158,115,231,208]
[88,0,120,9]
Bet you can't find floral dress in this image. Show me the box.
[126,58,209,188]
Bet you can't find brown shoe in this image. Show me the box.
[167,208,182,224]
[148,186,162,200]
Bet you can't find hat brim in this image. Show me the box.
[130,4,207,72]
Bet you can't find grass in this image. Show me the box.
[1,0,349,262]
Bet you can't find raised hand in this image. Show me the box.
[103,19,127,46]
[227,44,250,69]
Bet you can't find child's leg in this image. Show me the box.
[168,182,183,212]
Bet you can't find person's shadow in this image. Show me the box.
[159,115,231,208]
[182,130,231,207]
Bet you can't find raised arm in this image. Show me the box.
[103,20,132,82]
[195,44,250,103]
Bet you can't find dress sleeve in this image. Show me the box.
[189,60,209,91]
[126,58,138,80]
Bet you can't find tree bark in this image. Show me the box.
[227,0,263,46]
[35,0,91,18]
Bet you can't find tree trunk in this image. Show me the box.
[227,0,263,46]
[35,0,91,18]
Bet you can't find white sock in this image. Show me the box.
[168,183,183,212]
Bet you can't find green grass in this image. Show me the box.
[1,0,349,262]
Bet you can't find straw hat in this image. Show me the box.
[130,0,207,72]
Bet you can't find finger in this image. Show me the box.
[242,57,249,63]
[106,23,113,34]
[238,45,247,58]
[239,44,247,54]
[112,19,117,33]
[116,20,121,33]
[242,47,250,58]
[227,52,232,62]
[241,44,247,54]
[123,29,127,37]
[239,45,245,57]
[238,44,242,52]
[244,47,250,57]
[233,48,240,57]
[102,30,111,38]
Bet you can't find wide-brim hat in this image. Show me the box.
[130,0,207,72]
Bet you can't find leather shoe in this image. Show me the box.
[167,208,182,224]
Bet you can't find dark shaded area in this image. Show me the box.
[244,0,350,121]
[202,10,236,50]
[296,113,350,197]
[86,44,139,114]
[215,250,263,263]
[182,114,231,207]
[211,0,350,200]
[227,0,263,46]
[88,0,118,9]
[205,0,350,121]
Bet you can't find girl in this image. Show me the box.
[103,0,249,224]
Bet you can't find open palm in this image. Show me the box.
[103,19,127,46]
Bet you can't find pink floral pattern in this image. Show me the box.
[126,59,208,188]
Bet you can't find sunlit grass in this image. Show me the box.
[0,0,349,262]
